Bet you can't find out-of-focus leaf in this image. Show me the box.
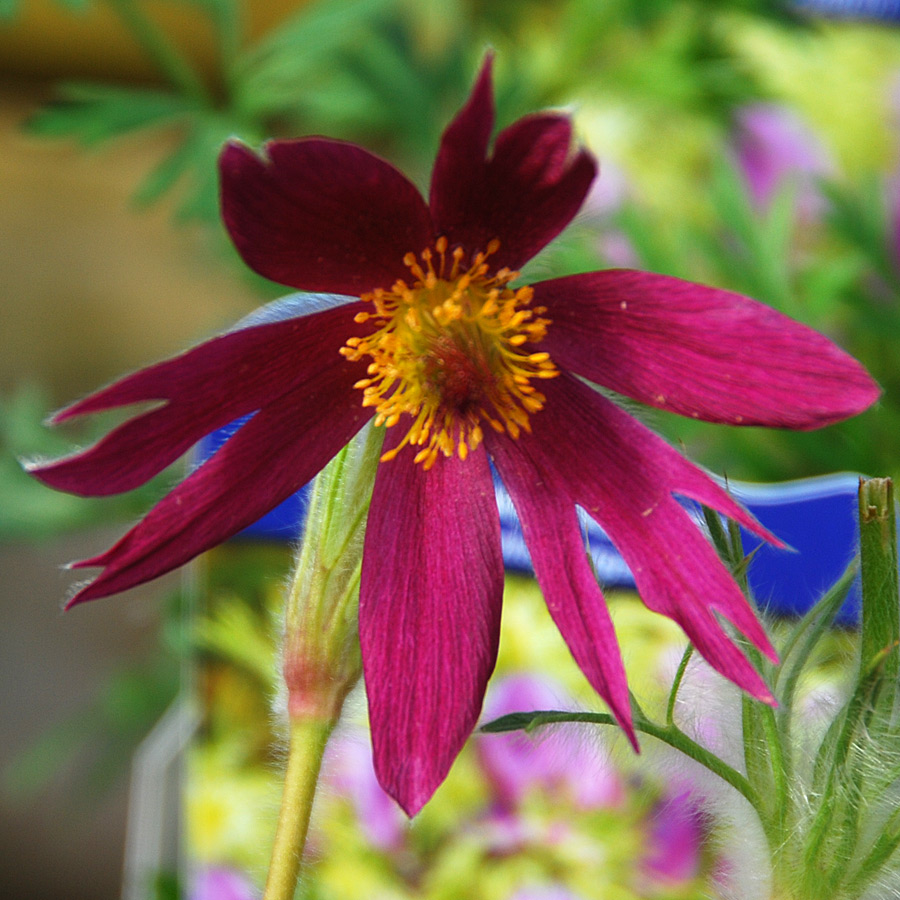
[233,0,393,120]
[26,82,198,147]
[132,126,207,208]
[1,0,92,18]
[3,654,178,801]
[133,112,262,222]
[614,202,691,279]
[193,592,277,688]
[698,156,795,311]
[698,0,804,25]
[822,175,899,288]
[0,384,172,540]
[169,0,241,67]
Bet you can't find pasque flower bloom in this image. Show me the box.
[32,59,878,815]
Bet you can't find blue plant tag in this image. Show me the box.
[730,475,864,625]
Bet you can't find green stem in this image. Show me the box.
[666,642,694,727]
[858,478,899,714]
[485,708,772,846]
[104,0,211,102]
[844,805,900,896]
[263,717,335,900]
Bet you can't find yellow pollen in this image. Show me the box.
[342,239,559,468]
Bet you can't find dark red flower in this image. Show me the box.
[31,59,879,815]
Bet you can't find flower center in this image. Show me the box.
[340,237,558,469]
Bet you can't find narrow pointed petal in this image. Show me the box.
[220,140,434,295]
[428,56,494,232]
[513,374,777,702]
[430,61,596,272]
[65,365,370,607]
[360,437,503,816]
[536,270,879,428]
[30,302,366,496]
[487,432,635,745]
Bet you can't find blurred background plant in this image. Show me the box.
[2,1,899,898]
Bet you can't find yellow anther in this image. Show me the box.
[342,239,556,466]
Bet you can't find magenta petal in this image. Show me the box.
[359,436,503,816]
[220,140,434,295]
[430,61,596,271]
[511,375,777,702]
[536,270,879,428]
[485,431,635,745]
[30,303,366,496]
[65,365,369,607]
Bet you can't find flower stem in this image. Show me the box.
[858,477,899,713]
[484,708,766,833]
[263,716,336,900]
[665,642,694,727]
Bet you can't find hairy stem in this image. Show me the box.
[263,717,335,900]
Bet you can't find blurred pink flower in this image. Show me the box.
[477,673,624,810]
[640,789,704,887]
[189,866,257,900]
[326,734,407,851]
[510,886,581,900]
[734,103,833,218]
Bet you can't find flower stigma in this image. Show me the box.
[341,237,558,469]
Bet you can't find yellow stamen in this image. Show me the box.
[342,239,558,467]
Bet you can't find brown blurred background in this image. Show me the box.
[0,4,306,897]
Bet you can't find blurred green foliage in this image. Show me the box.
[21,0,804,223]
[8,7,899,891]
[2,586,182,802]
[0,0,91,18]
[0,384,172,540]
[8,0,900,512]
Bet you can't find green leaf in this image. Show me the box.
[774,559,857,714]
[801,657,889,898]
[708,155,794,311]
[822,175,900,291]
[614,203,687,278]
[133,130,205,209]
[843,805,900,898]
[134,115,236,221]
[0,384,173,540]
[0,0,91,17]
[26,82,197,147]
[233,0,392,119]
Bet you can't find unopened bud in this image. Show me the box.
[281,423,383,721]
